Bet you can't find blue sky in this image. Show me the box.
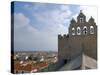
[12,1,97,51]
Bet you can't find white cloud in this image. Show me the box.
[60,5,70,11]
[14,5,73,51]
[60,5,72,19]
[14,13,58,51]
[33,5,72,35]
[14,13,30,29]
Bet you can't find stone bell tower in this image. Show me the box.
[58,10,97,62]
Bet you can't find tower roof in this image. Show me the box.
[89,16,94,22]
[77,10,86,23]
[70,18,76,23]
[77,10,86,17]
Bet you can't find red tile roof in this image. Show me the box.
[14,62,38,71]
[14,62,48,72]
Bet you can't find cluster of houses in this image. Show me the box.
[13,51,58,73]
[14,61,48,73]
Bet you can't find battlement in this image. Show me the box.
[58,34,69,39]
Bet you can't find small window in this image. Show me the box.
[77,27,81,35]
[72,27,75,35]
[80,18,84,23]
[83,26,87,35]
[90,26,94,34]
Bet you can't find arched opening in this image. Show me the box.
[77,27,81,35]
[64,59,67,64]
[90,26,94,34]
[80,18,84,23]
[72,27,75,35]
[83,26,87,35]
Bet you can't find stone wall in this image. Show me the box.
[58,34,97,61]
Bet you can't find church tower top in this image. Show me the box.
[77,10,86,23]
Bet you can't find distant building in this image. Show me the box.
[40,56,45,62]
[58,10,97,70]
[14,61,48,74]
[14,62,38,73]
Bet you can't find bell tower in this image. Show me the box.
[77,10,86,23]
